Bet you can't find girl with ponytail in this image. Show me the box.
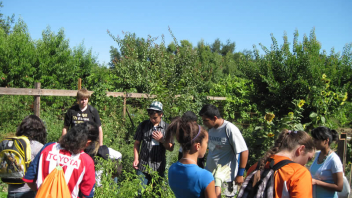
[243,129,315,198]
[310,127,343,198]
[167,117,230,198]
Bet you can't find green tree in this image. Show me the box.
[0,1,14,34]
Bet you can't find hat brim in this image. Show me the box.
[147,107,162,111]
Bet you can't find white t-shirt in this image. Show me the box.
[310,151,343,198]
[205,120,248,181]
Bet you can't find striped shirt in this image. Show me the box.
[134,119,169,174]
[23,142,95,198]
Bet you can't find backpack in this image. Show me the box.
[237,159,293,198]
[35,165,71,198]
[0,136,31,184]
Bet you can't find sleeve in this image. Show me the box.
[92,107,102,126]
[80,157,96,197]
[201,169,215,190]
[134,121,145,141]
[108,148,122,160]
[331,155,343,173]
[23,142,55,183]
[64,108,72,127]
[228,123,248,154]
[289,168,313,198]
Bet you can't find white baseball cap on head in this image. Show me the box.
[147,101,163,112]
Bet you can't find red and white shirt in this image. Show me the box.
[23,142,96,198]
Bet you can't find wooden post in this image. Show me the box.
[123,92,126,118]
[33,82,41,117]
[78,78,82,90]
[337,133,347,171]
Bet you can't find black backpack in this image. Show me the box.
[237,159,294,198]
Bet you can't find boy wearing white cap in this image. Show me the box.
[133,101,174,191]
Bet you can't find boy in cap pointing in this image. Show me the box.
[133,101,174,191]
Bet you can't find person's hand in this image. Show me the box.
[152,131,164,143]
[312,178,318,185]
[133,159,139,170]
[212,164,231,187]
[235,175,244,185]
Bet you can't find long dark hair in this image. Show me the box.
[165,117,206,151]
[311,126,338,146]
[59,122,99,154]
[257,129,315,170]
[16,115,47,144]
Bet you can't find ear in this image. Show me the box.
[296,145,306,156]
[194,142,201,151]
[85,140,92,147]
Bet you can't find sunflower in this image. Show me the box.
[267,133,275,138]
[321,91,326,96]
[324,79,330,84]
[298,100,305,108]
[322,74,327,79]
[264,113,275,122]
[288,112,294,119]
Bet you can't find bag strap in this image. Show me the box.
[88,105,96,122]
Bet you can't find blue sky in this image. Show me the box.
[3,0,351,65]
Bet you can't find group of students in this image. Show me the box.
[133,101,347,198]
[5,88,121,198]
[3,87,348,198]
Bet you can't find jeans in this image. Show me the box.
[136,169,164,197]
[7,191,36,198]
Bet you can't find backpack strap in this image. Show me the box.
[271,159,294,171]
[224,122,236,155]
[88,105,96,122]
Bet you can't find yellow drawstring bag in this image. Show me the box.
[35,166,71,198]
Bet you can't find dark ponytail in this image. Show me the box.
[165,117,206,151]
[311,126,338,145]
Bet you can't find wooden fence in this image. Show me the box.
[0,82,227,118]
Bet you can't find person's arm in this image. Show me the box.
[62,126,69,137]
[235,150,249,185]
[133,140,141,170]
[204,181,220,198]
[98,126,103,146]
[312,172,343,192]
[27,182,37,191]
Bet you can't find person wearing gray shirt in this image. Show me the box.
[199,104,248,197]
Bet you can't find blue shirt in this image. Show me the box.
[168,161,214,198]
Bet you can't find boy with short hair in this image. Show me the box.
[199,104,249,197]
[62,88,104,146]
[133,101,174,189]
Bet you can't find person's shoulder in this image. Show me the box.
[80,152,95,164]
[30,140,44,147]
[139,120,151,128]
[224,120,240,130]
[160,119,168,128]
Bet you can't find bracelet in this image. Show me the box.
[237,168,245,176]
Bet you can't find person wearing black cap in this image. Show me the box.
[133,101,174,193]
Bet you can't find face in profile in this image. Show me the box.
[198,132,208,158]
[295,150,315,166]
[201,116,216,129]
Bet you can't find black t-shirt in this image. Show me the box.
[64,104,101,128]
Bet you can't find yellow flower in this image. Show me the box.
[321,91,326,96]
[288,112,294,119]
[317,116,320,120]
[326,91,331,96]
[322,74,327,79]
[341,102,345,106]
[264,113,275,122]
[343,93,348,102]
[303,124,306,129]
[326,83,330,89]
[298,100,305,108]
[267,133,275,138]
[324,79,330,84]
